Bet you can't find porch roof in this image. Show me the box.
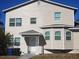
[20,30,42,36]
[41,24,73,29]
[69,27,79,32]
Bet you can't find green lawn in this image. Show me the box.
[31,53,79,59]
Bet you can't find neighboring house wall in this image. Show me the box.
[71,32,79,53]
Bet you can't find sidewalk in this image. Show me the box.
[18,54,35,59]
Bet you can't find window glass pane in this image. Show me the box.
[30,18,36,24]
[55,17,60,20]
[16,18,22,26]
[55,12,61,17]
[45,36,50,40]
[55,31,61,40]
[14,37,20,46]
[45,31,50,40]
[45,31,50,35]
[9,35,14,46]
[66,31,71,40]
[55,31,61,36]
[10,38,14,46]
[54,12,61,21]
[9,18,15,26]
[66,32,71,36]
[55,36,61,40]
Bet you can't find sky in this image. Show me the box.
[0,0,79,24]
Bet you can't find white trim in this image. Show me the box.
[20,33,42,35]
[2,0,77,12]
[47,0,78,10]
[2,0,33,12]
[69,28,79,30]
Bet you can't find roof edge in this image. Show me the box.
[42,0,78,10]
[2,0,78,13]
[2,0,37,12]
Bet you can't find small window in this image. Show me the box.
[55,31,61,40]
[66,31,71,40]
[14,37,20,46]
[54,12,61,21]
[45,31,50,40]
[16,18,22,26]
[30,18,36,24]
[9,18,15,26]
[9,35,14,46]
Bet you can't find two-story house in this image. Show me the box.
[3,0,79,55]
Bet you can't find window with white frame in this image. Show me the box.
[9,18,22,27]
[9,18,15,26]
[9,35,14,46]
[45,31,50,40]
[55,31,61,40]
[16,18,22,26]
[54,12,61,21]
[30,18,36,24]
[9,36,20,46]
[66,31,71,40]
[14,37,20,46]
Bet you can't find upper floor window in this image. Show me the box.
[9,18,22,27]
[9,18,15,26]
[66,31,71,40]
[16,18,22,26]
[54,12,61,21]
[45,31,50,40]
[55,31,61,40]
[30,18,36,24]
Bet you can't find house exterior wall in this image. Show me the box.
[43,28,65,53]
[70,32,79,53]
[5,1,75,54]
[64,29,73,49]
[5,1,74,32]
[52,28,65,49]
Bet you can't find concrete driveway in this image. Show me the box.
[18,54,35,59]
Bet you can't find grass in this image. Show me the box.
[31,53,79,59]
[0,56,19,59]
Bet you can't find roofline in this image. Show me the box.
[69,28,79,32]
[2,0,78,13]
[2,0,36,13]
[42,0,78,10]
